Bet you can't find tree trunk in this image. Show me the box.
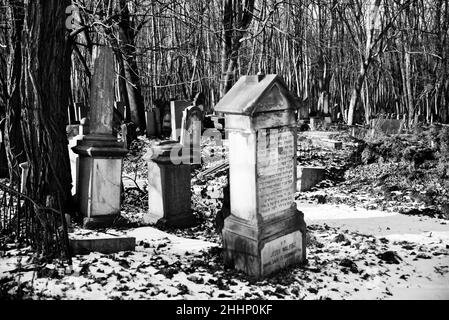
[219,0,255,98]
[4,0,25,183]
[20,0,73,209]
[116,0,146,132]
[347,61,368,126]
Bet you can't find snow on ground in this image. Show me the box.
[2,131,449,300]
[300,202,449,300]
[1,204,448,300]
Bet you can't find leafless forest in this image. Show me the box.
[0,0,449,301]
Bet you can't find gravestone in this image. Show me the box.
[298,103,309,120]
[180,105,203,164]
[371,118,405,136]
[75,102,87,122]
[297,166,326,192]
[215,74,307,278]
[72,46,128,229]
[67,103,77,125]
[170,100,192,141]
[146,108,157,137]
[144,141,195,227]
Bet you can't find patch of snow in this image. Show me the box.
[127,227,218,254]
[299,203,398,221]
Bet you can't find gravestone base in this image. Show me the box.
[222,210,307,279]
[73,135,127,229]
[146,147,196,228]
[70,234,136,255]
[144,213,196,228]
[83,214,121,229]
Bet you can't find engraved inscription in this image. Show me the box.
[261,231,302,275]
[257,127,295,220]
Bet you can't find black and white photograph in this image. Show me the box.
[0,0,448,307]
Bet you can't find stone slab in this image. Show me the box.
[170,100,192,141]
[311,138,342,150]
[297,166,326,192]
[146,109,157,137]
[261,230,303,275]
[78,157,122,219]
[69,236,136,255]
[257,127,295,221]
[371,118,405,135]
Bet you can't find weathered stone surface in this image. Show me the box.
[180,105,203,164]
[297,166,326,192]
[78,158,123,219]
[72,46,128,229]
[371,118,405,135]
[145,142,195,228]
[69,236,136,255]
[146,108,157,137]
[312,138,343,150]
[215,74,307,278]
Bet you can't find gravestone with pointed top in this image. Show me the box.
[72,46,128,229]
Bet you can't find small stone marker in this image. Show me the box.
[145,141,195,228]
[297,166,326,192]
[215,74,307,278]
[170,100,192,141]
[298,101,309,120]
[180,105,203,164]
[371,118,405,136]
[313,138,343,150]
[69,233,136,255]
[75,102,87,122]
[72,46,128,229]
[146,108,157,137]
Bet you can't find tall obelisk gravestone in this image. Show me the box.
[215,74,307,278]
[72,46,128,229]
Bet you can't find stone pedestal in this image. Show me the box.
[145,141,195,228]
[215,74,307,278]
[72,45,128,229]
[73,135,127,228]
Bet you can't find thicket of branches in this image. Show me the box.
[0,0,448,205]
[66,0,449,127]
